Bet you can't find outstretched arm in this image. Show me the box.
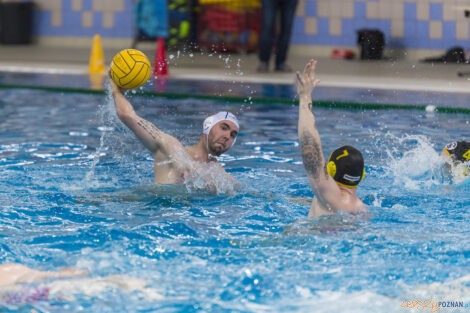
[109,79,183,155]
[0,263,87,287]
[296,60,342,210]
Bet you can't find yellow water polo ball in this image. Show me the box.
[110,49,151,89]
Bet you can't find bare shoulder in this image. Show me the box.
[341,190,368,213]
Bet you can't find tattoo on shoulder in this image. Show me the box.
[300,131,325,180]
[137,118,163,141]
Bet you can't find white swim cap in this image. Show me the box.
[203,111,239,135]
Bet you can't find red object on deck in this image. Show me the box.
[331,49,355,60]
[154,37,168,77]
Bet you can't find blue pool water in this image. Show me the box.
[0,87,469,312]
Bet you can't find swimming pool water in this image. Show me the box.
[0,88,469,312]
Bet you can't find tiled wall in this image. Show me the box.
[7,0,470,50]
[29,0,133,37]
[293,0,470,49]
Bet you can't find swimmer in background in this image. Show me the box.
[109,78,240,190]
[296,60,367,217]
[441,141,469,182]
[0,263,162,303]
[0,263,86,287]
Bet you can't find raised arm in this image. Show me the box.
[109,79,183,155]
[296,60,342,209]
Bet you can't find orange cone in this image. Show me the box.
[153,37,168,77]
[89,34,106,74]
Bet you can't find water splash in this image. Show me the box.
[380,134,444,189]
[170,150,240,195]
[83,81,119,187]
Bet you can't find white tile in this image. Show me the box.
[34,0,62,10]
[296,0,305,17]
[317,0,328,17]
[342,0,354,18]
[442,2,456,21]
[391,2,404,19]
[379,1,392,19]
[113,0,125,12]
[329,0,341,18]
[329,17,342,35]
[305,17,318,34]
[456,21,469,39]
[455,0,468,21]
[366,2,379,19]
[417,2,429,20]
[391,19,404,37]
[82,11,94,28]
[51,10,62,27]
[72,0,82,11]
[92,0,104,11]
[429,20,442,38]
[102,11,114,28]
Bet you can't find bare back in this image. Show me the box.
[308,191,367,217]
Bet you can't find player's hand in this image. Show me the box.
[296,59,320,98]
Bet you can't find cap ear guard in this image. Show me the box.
[327,146,365,188]
[327,161,336,178]
[203,116,214,135]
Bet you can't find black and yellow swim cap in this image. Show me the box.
[327,145,365,188]
[444,141,470,176]
[444,141,470,163]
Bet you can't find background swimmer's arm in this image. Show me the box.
[110,79,180,154]
[0,263,87,287]
[297,60,343,211]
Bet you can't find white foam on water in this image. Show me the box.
[404,274,470,301]
[219,289,400,313]
[42,275,164,302]
[235,274,470,313]
[83,83,117,184]
[382,134,444,190]
[169,149,241,195]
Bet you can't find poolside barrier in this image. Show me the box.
[88,34,106,75]
[153,37,169,77]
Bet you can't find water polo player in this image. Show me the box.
[441,141,469,181]
[296,60,367,217]
[109,79,239,188]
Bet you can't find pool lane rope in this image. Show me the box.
[0,84,469,115]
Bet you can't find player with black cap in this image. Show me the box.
[441,141,469,181]
[296,60,368,217]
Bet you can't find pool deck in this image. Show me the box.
[0,44,470,94]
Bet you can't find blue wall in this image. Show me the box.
[29,0,470,50]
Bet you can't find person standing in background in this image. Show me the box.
[257,0,299,73]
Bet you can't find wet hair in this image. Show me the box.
[326,145,365,187]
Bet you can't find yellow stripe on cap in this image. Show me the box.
[336,149,349,160]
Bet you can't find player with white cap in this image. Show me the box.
[110,79,239,186]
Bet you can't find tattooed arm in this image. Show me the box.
[110,79,183,154]
[296,60,343,211]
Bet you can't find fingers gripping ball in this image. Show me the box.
[110,49,151,89]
